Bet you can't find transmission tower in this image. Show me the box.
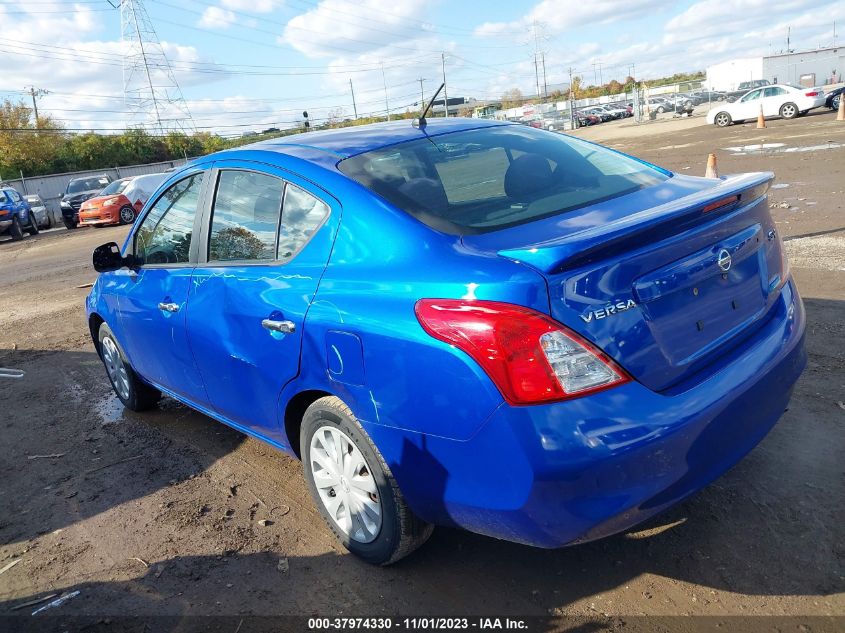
[121,0,196,133]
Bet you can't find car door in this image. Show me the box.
[734,89,763,119]
[762,86,788,116]
[8,190,26,223]
[186,161,339,443]
[111,170,210,404]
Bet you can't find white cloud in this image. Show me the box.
[282,0,433,59]
[221,0,282,11]
[199,0,282,29]
[474,0,654,39]
[199,7,237,29]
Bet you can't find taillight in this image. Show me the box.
[804,91,820,97]
[415,299,629,405]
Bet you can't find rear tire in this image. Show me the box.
[63,217,77,230]
[301,396,433,565]
[26,211,39,236]
[714,112,732,127]
[9,217,23,241]
[780,102,798,119]
[97,322,161,412]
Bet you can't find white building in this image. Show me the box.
[707,47,844,91]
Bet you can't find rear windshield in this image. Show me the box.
[338,125,668,234]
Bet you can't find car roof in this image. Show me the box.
[232,118,512,168]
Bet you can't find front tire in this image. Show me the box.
[714,112,732,127]
[831,95,840,111]
[9,216,24,241]
[97,322,161,412]
[118,206,136,225]
[301,396,433,565]
[63,217,77,230]
[780,102,798,119]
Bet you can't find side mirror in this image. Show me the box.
[93,242,132,272]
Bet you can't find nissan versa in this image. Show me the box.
[87,119,806,565]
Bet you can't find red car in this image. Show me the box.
[79,173,166,227]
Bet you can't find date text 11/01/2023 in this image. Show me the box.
[308,617,529,630]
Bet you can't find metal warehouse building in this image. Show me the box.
[707,46,843,91]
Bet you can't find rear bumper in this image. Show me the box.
[372,278,806,547]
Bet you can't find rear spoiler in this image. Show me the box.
[496,172,773,275]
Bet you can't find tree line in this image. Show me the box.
[496,70,706,110]
[0,97,420,180]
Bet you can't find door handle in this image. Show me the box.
[262,319,295,334]
[158,302,180,313]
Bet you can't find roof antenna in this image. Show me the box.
[413,82,445,129]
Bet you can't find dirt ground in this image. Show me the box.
[0,110,843,627]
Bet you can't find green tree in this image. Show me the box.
[0,99,64,179]
[501,88,524,109]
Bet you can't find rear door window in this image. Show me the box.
[208,170,283,262]
[278,183,330,261]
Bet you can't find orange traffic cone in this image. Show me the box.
[756,104,766,128]
[838,94,845,121]
[705,153,719,178]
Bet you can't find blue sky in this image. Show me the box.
[1,0,842,135]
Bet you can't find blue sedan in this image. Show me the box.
[87,118,806,564]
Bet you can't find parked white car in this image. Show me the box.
[706,84,826,127]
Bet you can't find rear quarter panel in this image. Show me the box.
[286,177,549,442]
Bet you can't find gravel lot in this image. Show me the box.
[0,110,843,627]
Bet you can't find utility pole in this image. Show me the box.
[441,52,449,117]
[418,78,426,112]
[787,26,791,83]
[26,86,48,125]
[121,0,195,133]
[349,78,358,120]
[568,66,577,129]
[532,20,541,98]
[381,62,390,121]
[541,52,548,98]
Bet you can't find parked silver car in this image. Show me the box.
[24,195,51,229]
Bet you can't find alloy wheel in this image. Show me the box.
[120,207,135,224]
[309,425,382,543]
[102,335,130,400]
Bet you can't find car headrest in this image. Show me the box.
[504,153,554,199]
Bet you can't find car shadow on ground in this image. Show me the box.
[1,295,842,616]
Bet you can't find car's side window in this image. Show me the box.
[135,173,205,266]
[278,183,330,261]
[0,191,8,203]
[741,89,762,102]
[208,170,283,262]
[764,87,786,97]
[9,190,21,202]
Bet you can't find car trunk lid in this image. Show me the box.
[462,172,786,392]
